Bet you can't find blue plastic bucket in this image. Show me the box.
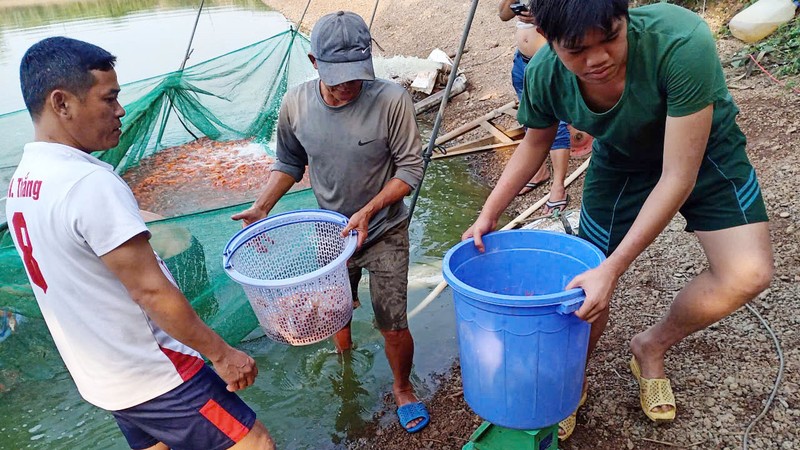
[442,229,605,430]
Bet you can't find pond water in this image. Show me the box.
[0,0,284,113]
[0,1,504,449]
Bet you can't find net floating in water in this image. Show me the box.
[223,209,357,346]
[0,29,319,343]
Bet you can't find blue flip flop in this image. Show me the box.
[397,401,430,433]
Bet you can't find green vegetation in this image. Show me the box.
[632,1,800,78]
[0,0,270,29]
[732,17,800,76]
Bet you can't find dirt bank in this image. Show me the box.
[264,1,800,449]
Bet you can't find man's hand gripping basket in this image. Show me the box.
[223,209,357,345]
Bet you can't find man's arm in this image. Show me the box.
[499,0,517,21]
[567,105,714,322]
[232,98,304,226]
[343,178,412,248]
[231,170,296,226]
[101,233,257,391]
[499,0,536,24]
[463,124,556,251]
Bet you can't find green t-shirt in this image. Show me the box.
[518,3,744,171]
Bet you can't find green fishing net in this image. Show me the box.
[0,29,319,344]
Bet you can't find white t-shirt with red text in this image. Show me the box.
[5,142,204,411]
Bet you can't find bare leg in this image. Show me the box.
[588,306,610,358]
[518,162,550,195]
[332,320,353,353]
[544,148,570,212]
[381,328,423,429]
[630,222,773,413]
[230,420,275,450]
[141,443,169,450]
[531,162,550,185]
[140,420,275,450]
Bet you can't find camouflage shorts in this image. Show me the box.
[347,220,409,331]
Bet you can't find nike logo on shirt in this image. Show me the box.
[358,139,377,146]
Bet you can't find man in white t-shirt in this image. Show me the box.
[6,37,274,450]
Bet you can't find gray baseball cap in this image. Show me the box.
[310,11,375,86]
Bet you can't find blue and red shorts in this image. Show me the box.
[112,364,257,450]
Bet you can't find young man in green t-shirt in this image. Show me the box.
[464,0,773,437]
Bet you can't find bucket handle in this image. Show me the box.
[556,291,585,315]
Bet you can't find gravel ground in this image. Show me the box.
[265,1,799,448]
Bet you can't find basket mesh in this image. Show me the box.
[227,216,354,345]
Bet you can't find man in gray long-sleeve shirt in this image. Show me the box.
[232,11,429,433]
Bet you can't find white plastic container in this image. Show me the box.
[729,0,798,43]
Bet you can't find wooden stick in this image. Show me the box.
[479,121,515,143]
[502,157,590,230]
[433,126,524,159]
[421,438,449,445]
[433,141,519,160]
[434,101,517,144]
[408,157,591,320]
[641,437,708,448]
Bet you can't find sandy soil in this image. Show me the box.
[265,1,800,449]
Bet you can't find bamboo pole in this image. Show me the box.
[433,141,518,160]
[434,101,517,145]
[408,157,591,320]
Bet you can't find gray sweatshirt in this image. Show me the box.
[272,79,423,244]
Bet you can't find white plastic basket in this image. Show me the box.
[223,209,357,345]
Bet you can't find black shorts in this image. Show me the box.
[579,151,768,255]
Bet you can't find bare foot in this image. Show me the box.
[630,332,674,415]
[394,387,424,430]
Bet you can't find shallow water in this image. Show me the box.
[0,158,492,450]
[0,2,503,448]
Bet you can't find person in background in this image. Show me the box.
[232,11,428,434]
[466,0,772,440]
[499,0,583,212]
[7,36,275,450]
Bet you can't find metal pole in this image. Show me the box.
[179,0,205,71]
[407,0,480,220]
[368,0,380,31]
[157,0,205,148]
[296,0,313,33]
